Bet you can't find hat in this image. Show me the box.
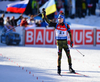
[58,15,64,19]
[6,16,10,19]
[60,10,63,14]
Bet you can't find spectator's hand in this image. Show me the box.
[70,41,73,48]
[20,14,23,17]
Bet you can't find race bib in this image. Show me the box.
[56,30,67,37]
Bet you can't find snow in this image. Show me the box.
[66,15,100,29]
[0,44,100,82]
[0,12,100,82]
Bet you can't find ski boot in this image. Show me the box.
[69,66,75,73]
[57,66,61,75]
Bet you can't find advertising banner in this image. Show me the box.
[25,28,100,46]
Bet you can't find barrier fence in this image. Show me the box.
[24,28,100,46]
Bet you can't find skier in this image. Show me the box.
[42,8,75,75]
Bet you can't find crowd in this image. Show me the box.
[0,0,100,32]
[0,13,50,32]
[0,0,99,18]
[28,0,99,18]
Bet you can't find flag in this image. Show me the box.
[7,0,29,13]
[39,0,56,16]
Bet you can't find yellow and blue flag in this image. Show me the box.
[39,0,56,16]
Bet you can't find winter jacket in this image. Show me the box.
[0,17,4,26]
[20,20,28,27]
[10,16,21,26]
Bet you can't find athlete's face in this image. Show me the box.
[58,18,63,23]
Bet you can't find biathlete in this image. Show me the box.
[42,8,75,75]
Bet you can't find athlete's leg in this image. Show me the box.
[63,40,72,67]
[57,40,63,74]
[63,40,75,73]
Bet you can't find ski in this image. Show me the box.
[62,72,88,77]
[57,72,62,76]
[57,74,62,76]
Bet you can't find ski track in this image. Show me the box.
[0,45,100,82]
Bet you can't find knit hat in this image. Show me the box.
[58,15,64,19]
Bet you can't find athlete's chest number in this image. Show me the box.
[59,31,66,35]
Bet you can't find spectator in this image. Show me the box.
[36,20,41,27]
[91,0,98,15]
[37,0,42,7]
[64,0,68,17]
[10,14,23,27]
[20,17,28,27]
[31,0,38,15]
[56,0,64,11]
[98,0,100,16]
[17,16,23,26]
[82,0,87,17]
[5,17,11,25]
[41,20,48,28]
[86,0,92,16]
[75,0,82,18]
[5,16,16,32]
[0,14,5,28]
[67,0,72,17]
[28,17,35,25]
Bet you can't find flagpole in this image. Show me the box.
[33,13,41,18]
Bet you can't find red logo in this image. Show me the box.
[45,29,54,45]
[75,30,83,45]
[85,30,93,45]
[35,29,44,45]
[96,30,100,44]
[25,29,34,45]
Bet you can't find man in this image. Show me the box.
[31,0,38,15]
[42,8,75,75]
[75,0,82,18]
[20,17,28,27]
[10,14,23,27]
[5,16,16,32]
[91,0,97,15]
[82,0,87,17]
[86,0,91,16]
[0,14,5,28]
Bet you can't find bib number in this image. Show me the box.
[56,30,67,37]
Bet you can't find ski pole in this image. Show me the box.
[73,47,85,57]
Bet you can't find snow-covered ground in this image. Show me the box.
[0,44,100,82]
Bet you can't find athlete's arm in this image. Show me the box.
[67,24,73,47]
[42,8,57,28]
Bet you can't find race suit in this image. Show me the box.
[44,16,73,68]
